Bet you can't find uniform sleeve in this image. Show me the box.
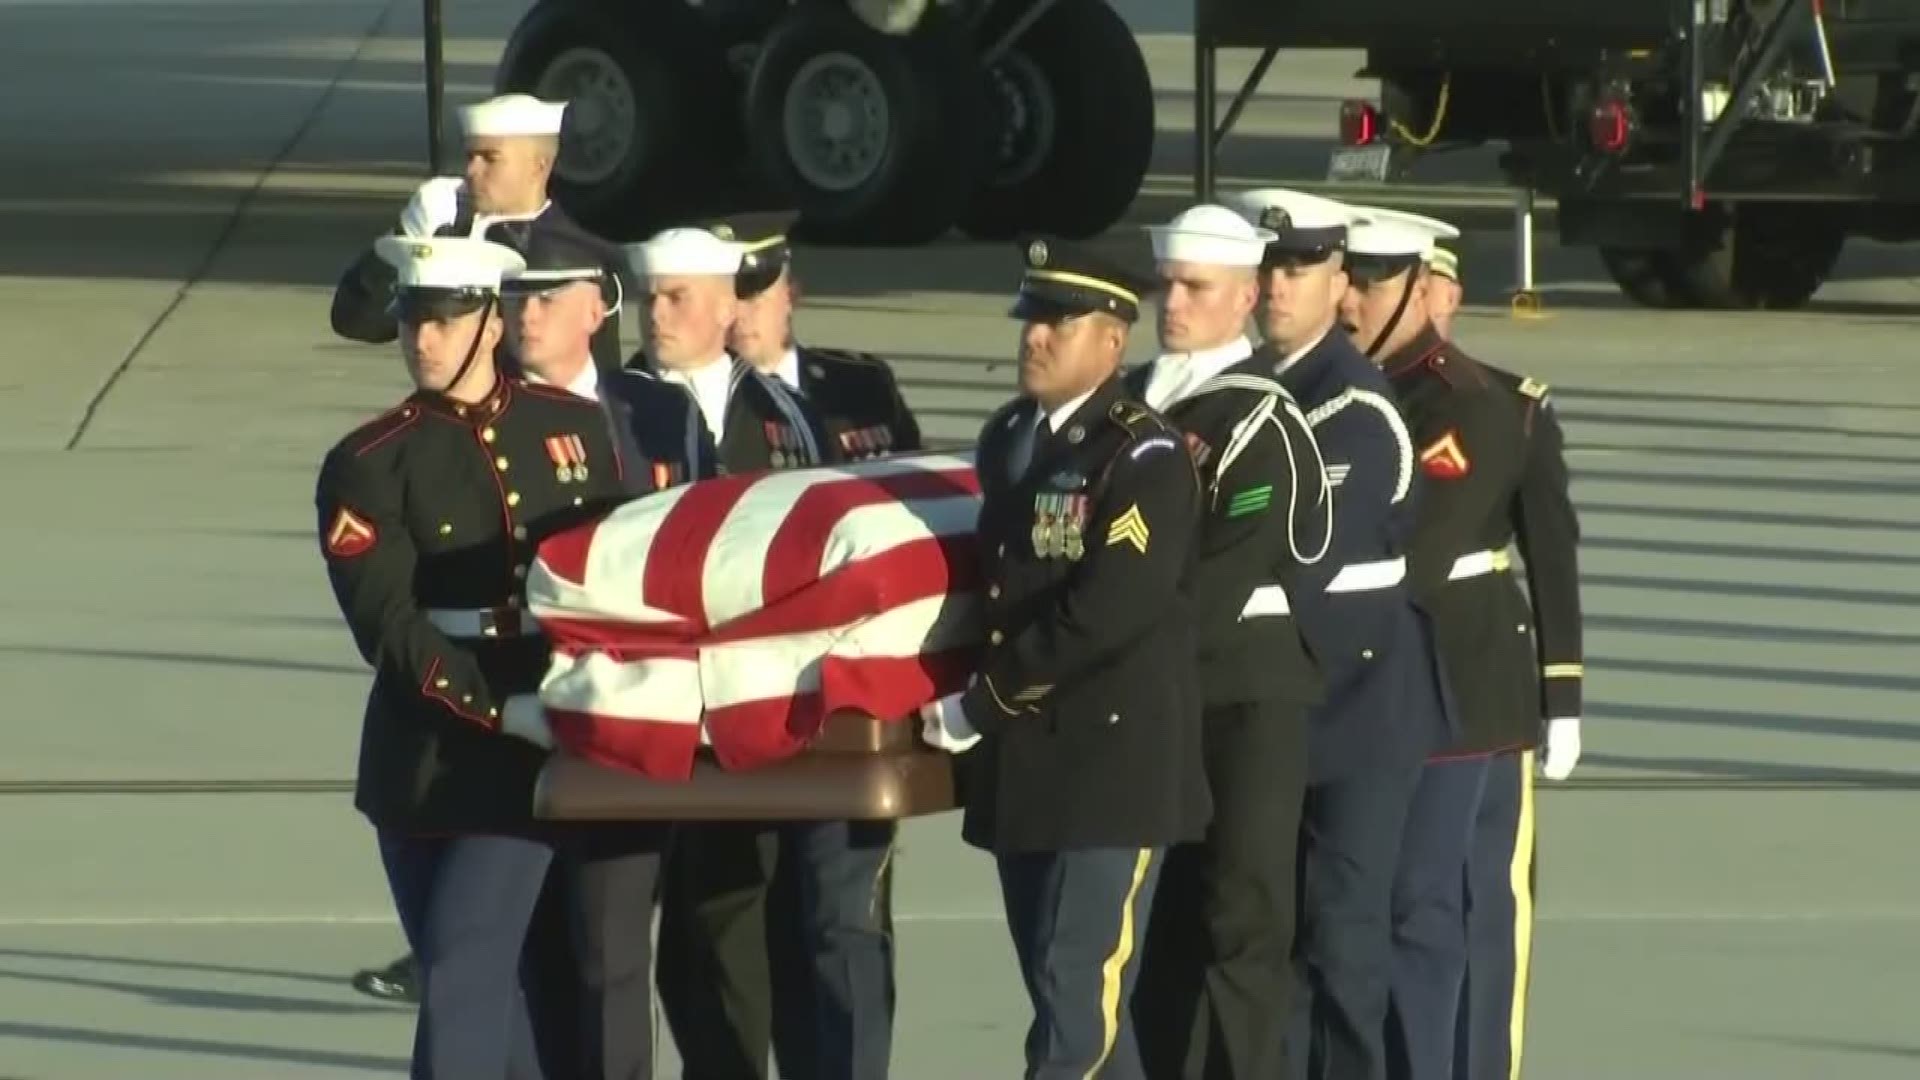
[1296,387,1416,588]
[1404,390,1528,595]
[328,246,399,344]
[1511,398,1583,724]
[883,368,924,452]
[961,434,1202,732]
[315,447,501,729]
[1186,414,1324,650]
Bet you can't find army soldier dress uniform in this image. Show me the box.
[1236,195,1452,1080]
[314,236,629,1078]
[329,94,626,377]
[1120,204,1335,1080]
[920,238,1208,1080]
[680,212,924,1080]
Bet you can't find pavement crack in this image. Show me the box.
[62,0,406,451]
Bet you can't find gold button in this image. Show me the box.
[997,544,1006,558]
[506,492,521,507]
[514,565,527,580]
[482,627,499,637]
[988,584,1001,600]
[438,523,452,536]
[461,693,473,703]
[1517,623,1528,632]
[1361,648,1375,660]
[495,456,510,472]
[434,677,449,689]
[990,630,1004,645]
[481,427,497,443]
[572,496,583,507]
[512,525,528,541]
[488,706,499,719]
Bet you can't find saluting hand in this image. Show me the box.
[1539,717,1581,781]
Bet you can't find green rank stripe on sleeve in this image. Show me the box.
[1225,484,1273,518]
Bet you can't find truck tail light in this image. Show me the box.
[1339,99,1380,146]
[1589,97,1631,154]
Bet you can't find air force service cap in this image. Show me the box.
[625,225,743,280]
[1227,188,1351,266]
[1144,204,1276,267]
[708,210,801,298]
[1010,235,1156,324]
[1344,206,1461,284]
[459,93,568,138]
[374,235,525,321]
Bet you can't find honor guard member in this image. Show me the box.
[596,222,860,1080]
[1228,191,1453,1080]
[919,236,1208,1080]
[1423,247,1463,340]
[329,93,626,377]
[724,210,924,459]
[314,235,628,1079]
[708,208,921,1080]
[1122,203,1333,1080]
[1337,206,1490,1080]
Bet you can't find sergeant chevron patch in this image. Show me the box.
[1226,484,1273,518]
[1106,504,1150,553]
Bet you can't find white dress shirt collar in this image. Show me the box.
[772,346,803,393]
[661,353,735,438]
[524,358,600,402]
[1141,335,1254,410]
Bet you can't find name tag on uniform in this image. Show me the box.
[764,421,815,469]
[1031,492,1089,561]
[838,424,895,460]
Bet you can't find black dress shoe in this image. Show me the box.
[351,953,420,1004]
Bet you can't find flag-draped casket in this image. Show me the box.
[526,453,986,780]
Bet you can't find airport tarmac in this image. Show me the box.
[2,0,1918,1076]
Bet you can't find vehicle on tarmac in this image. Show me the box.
[1192,0,1920,310]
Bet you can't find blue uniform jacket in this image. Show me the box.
[602,354,838,488]
[1273,331,1456,782]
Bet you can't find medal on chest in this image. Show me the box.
[1031,491,1089,560]
[765,420,815,469]
[545,434,589,483]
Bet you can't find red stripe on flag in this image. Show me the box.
[549,708,704,781]
[540,617,702,659]
[643,473,757,627]
[759,466,981,610]
[537,517,601,588]
[705,535,980,644]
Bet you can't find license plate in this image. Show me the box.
[1326,144,1393,183]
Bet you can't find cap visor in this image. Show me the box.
[1009,292,1092,323]
[392,290,493,322]
[1344,254,1421,286]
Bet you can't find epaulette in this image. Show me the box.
[1106,398,1173,439]
[517,380,604,408]
[1425,341,1487,388]
[340,400,421,457]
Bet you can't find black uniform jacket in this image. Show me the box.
[955,376,1209,854]
[1125,355,1329,710]
[604,353,842,486]
[795,346,923,460]
[329,198,625,376]
[1275,333,1454,780]
[316,378,629,835]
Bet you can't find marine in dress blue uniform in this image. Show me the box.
[1123,202,1334,1080]
[328,94,626,377]
[314,236,629,1079]
[1234,193,1453,1080]
[920,237,1208,1080]
[690,211,922,1080]
[1408,247,1585,1080]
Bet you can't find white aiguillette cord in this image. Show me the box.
[1188,372,1333,566]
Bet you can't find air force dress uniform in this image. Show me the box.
[314,236,628,1079]
[710,213,920,1080]
[1122,204,1334,1080]
[330,94,627,376]
[1230,194,1452,1080]
[922,238,1208,1080]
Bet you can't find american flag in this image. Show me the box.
[526,452,986,780]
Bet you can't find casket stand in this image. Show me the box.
[533,708,958,822]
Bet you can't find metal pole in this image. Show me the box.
[1195,40,1217,201]
[1513,187,1536,293]
[424,0,447,175]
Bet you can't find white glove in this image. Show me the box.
[918,692,980,754]
[397,176,468,237]
[500,694,555,751]
[1539,717,1581,780]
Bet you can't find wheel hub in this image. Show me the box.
[535,47,639,187]
[781,51,891,193]
[983,52,1056,187]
